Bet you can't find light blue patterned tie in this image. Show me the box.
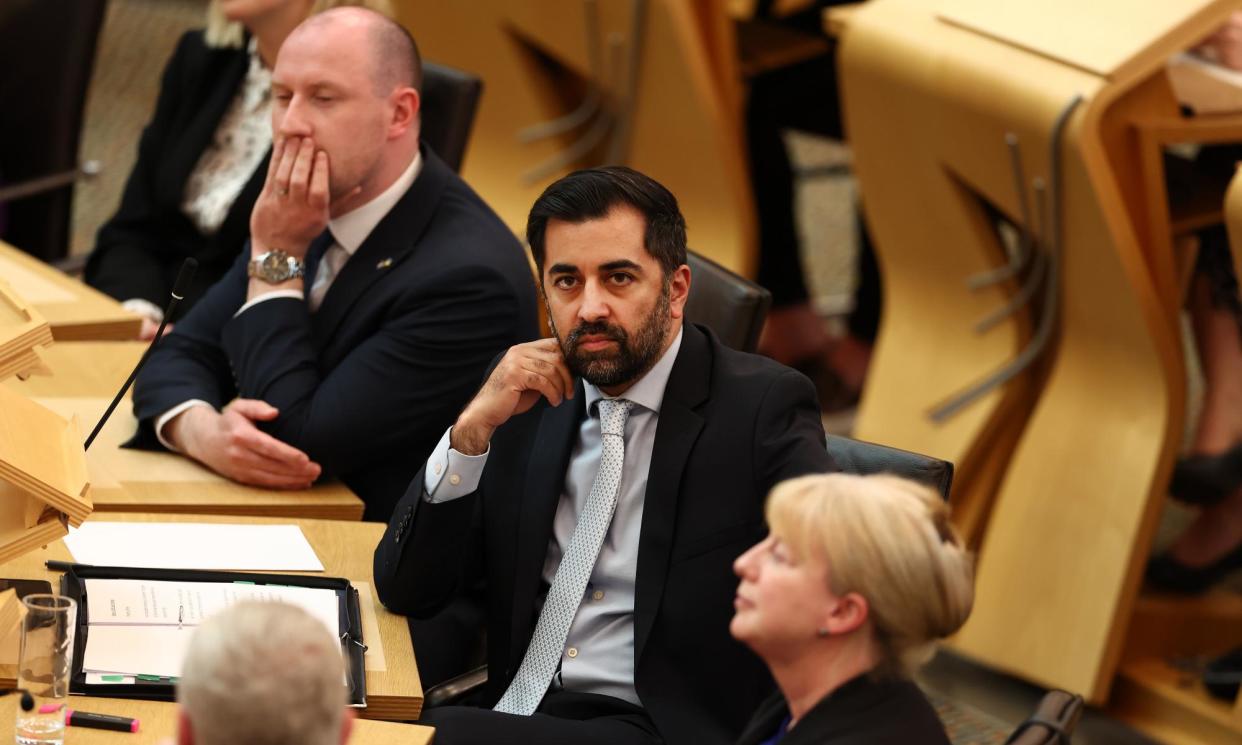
[493,398,635,716]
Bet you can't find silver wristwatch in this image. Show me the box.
[247,250,306,283]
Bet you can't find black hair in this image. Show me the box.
[526,166,688,279]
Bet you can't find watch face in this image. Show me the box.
[261,252,288,280]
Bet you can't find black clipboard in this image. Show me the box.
[59,564,367,707]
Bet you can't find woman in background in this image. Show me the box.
[85,0,391,339]
[731,473,974,744]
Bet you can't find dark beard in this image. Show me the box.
[556,290,671,389]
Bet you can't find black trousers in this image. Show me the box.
[745,25,882,342]
[420,690,662,745]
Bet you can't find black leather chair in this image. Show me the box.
[1004,690,1084,744]
[827,434,954,500]
[0,0,107,263]
[420,61,483,174]
[685,250,772,353]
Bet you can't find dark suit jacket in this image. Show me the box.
[130,148,538,522]
[86,31,267,317]
[374,322,836,743]
[736,674,951,745]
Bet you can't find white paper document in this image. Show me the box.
[64,522,325,571]
[81,579,341,678]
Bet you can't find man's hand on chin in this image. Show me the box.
[163,399,321,489]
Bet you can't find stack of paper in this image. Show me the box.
[64,523,325,571]
[81,579,340,680]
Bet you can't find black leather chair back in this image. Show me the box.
[420,61,483,173]
[827,434,954,499]
[1004,690,1084,744]
[0,0,107,262]
[685,250,772,353]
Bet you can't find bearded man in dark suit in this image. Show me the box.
[375,166,835,744]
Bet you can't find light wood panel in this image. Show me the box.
[394,0,756,275]
[0,242,139,341]
[0,278,53,381]
[0,513,422,722]
[3,343,364,521]
[839,0,1235,708]
[937,0,1223,80]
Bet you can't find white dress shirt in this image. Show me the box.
[154,151,423,450]
[424,326,685,706]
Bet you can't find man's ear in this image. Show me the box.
[339,707,356,745]
[821,592,869,636]
[668,264,692,319]
[177,709,195,745]
[389,87,420,139]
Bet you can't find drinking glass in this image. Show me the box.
[14,594,75,745]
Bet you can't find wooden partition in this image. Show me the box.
[839,0,1242,740]
[393,0,756,275]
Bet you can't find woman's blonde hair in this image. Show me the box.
[205,0,396,48]
[766,472,974,678]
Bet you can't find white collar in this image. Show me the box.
[327,150,422,256]
[583,325,684,415]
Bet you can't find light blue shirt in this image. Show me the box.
[423,326,685,706]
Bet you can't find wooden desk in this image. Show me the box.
[0,696,434,745]
[4,342,365,521]
[0,513,423,722]
[0,242,139,341]
[837,0,1242,741]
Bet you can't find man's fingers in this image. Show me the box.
[226,398,279,421]
[289,138,315,201]
[232,464,315,490]
[517,357,570,403]
[525,340,574,396]
[232,443,320,481]
[309,151,330,211]
[274,136,299,195]
[516,367,566,406]
[263,137,286,190]
[240,428,317,470]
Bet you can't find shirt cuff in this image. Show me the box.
[122,298,164,322]
[155,400,214,452]
[234,290,304,318]
[423,426,488,503]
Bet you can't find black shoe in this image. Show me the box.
[1170,443,1242,506]
[1204,647,1242,702]
[1146,542,1242,594]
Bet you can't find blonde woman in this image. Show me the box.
[731,473,974,744]
[85,0,392,339]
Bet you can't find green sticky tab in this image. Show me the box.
[101,675,126,682]
[137,674,164,682]
[232,580,256,585]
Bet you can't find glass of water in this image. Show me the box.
[15,594,75,745]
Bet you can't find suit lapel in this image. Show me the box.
[508,386,585,661]
[634,323,712,661]
[162,45,250,199]
[313,147,451,347]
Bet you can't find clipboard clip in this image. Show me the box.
[341,631,368,653]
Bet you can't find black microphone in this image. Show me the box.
[83,258,198,451]
[0,687,36,712]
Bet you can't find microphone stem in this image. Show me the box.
[83,299,180,451]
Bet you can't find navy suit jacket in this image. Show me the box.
[86,30,267,316]
[130,148,538,521]
[375,323,836,743]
